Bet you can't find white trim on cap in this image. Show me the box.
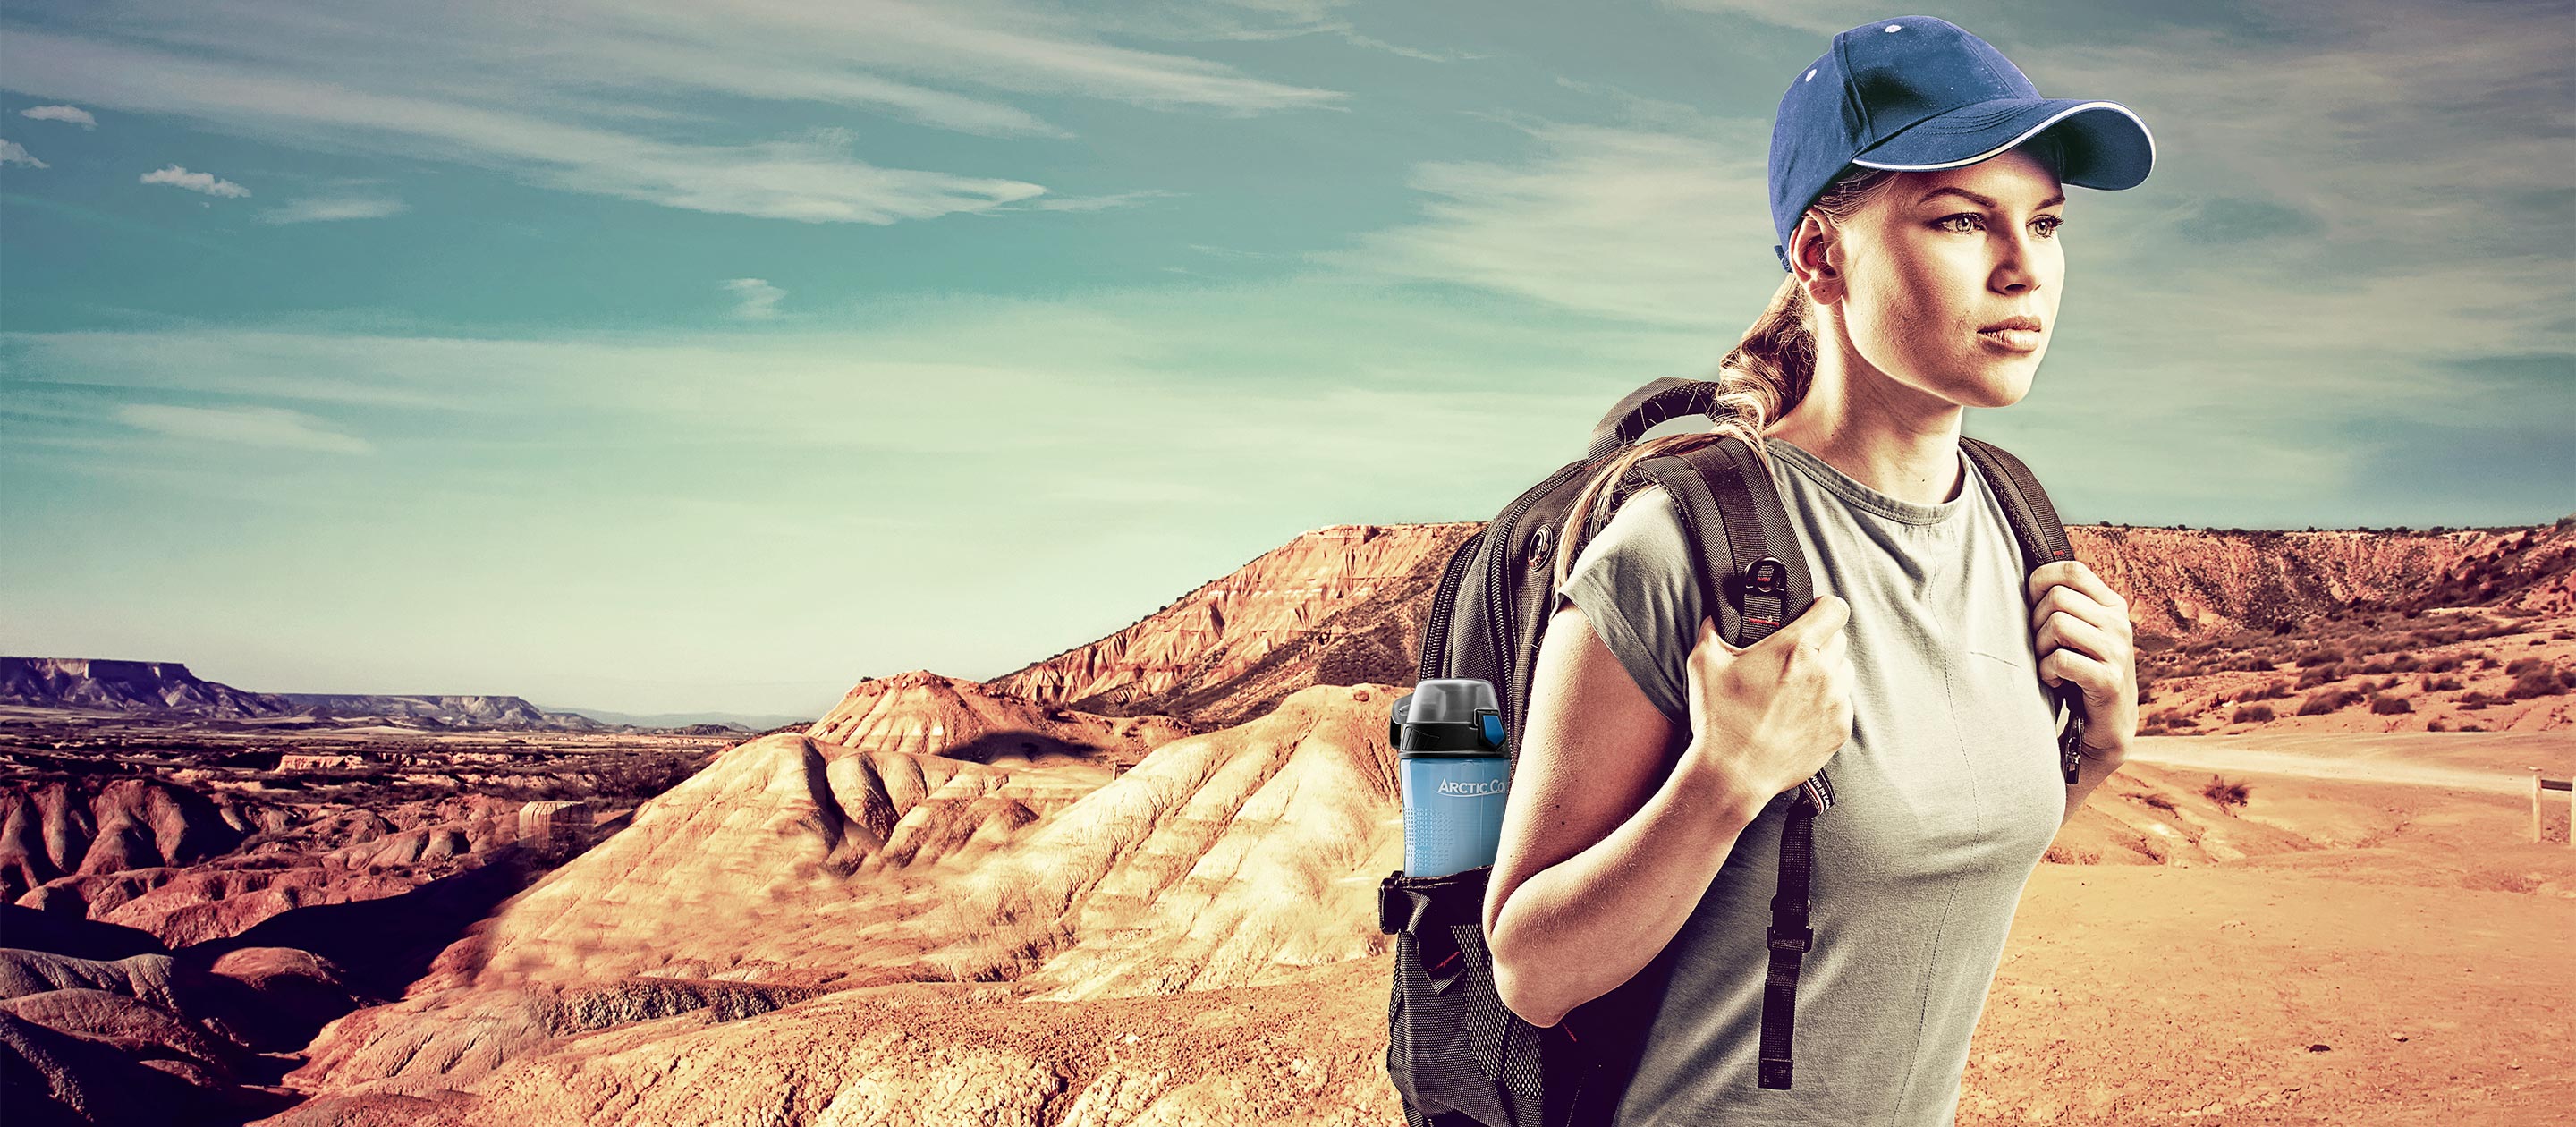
[1850,100,2156,174]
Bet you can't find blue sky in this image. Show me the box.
[3,1,2571,717]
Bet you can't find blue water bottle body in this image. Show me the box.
[1392,679,1510,878]
[1400,753,1510,877]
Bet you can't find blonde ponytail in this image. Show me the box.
[1548,161,1912,591]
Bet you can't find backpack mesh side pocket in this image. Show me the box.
[1381,865,1577,1127]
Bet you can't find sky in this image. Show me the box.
[2,0,2571,719]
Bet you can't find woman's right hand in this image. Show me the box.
[1677,593,1854,809]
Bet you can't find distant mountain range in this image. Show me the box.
[536,706,806,732]
[0,657,696,732]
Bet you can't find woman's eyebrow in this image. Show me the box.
[1915,186,2066,209]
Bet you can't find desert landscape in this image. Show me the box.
[3,516,2572,1126]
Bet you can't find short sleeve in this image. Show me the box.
[1553,484,1701,728]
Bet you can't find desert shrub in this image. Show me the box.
[2294,665,2336,691]
[2422,653,2462,674]
[2555,630,2576,641]
[2293,647,2344,667]
[2140,793,2178,811]
[2232,653,2277,673]
[2359,657,2394,675]
[2508,669,2568,699]
[2420,674,2463,692]
[2231,703,2276,724]
[2389,653,2420,672]
[2504,657,2551,676]
[2369,692,2412,715]
[2202,775,2251,809]
[2298,687,2357,716]
[2427,718,2448,732]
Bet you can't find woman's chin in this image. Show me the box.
[1952,366,2037,409]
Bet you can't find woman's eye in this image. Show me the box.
[1935,214,2064,237]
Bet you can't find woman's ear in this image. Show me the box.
[1791,216,1841,302]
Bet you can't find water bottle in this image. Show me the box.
[1393,679,1510,877]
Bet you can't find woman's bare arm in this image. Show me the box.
[1483,597,1769,1029]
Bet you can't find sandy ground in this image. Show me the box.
[1960,733,2575,1125]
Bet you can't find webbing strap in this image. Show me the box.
[1639,437,1834,1091]
[1680,442,1784,640]
[1957,436,2089,784]
[1758,797,1818,1089]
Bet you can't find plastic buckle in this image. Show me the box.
[1742,555,1788,597]
[1766,924,1812,953]
[1378,871,1408,935]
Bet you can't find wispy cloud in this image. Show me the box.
[114,403,371,453]
[721,277,784,320]
[1017,188,1185,212]
[1316,114,1774,331]
[0,139,46,168]
[18,104,96,129]
[140,164,250,197]
[257,196,406,224]
[1088,0,1480,62]
[0,2,1345,223]
[5,31,1046,224]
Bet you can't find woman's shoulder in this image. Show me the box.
[1565,483,1696,590]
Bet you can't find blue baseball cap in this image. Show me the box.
[1769,16,2155,273]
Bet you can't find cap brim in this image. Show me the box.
[1852,97,2153,191]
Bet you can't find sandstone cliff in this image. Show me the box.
[274,682,1408,1107]
[1,658,292,718]
[985,521,1476,727]
[804,669,1197,770]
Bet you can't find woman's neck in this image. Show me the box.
[1765,338,1967,508]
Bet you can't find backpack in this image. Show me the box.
[1378,375,2089,1127]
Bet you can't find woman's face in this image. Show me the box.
[1817,147,2065,410]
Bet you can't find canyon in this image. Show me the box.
[3,514,2570,1125]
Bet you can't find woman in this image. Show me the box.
[1481,17,2150,1126]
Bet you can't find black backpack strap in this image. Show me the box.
[1633,435,1832,1091]
[1586,377,1724,461]
[1957,436,2090,784]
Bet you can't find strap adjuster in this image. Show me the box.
[1378,870,1407,935]
[1742,555,1789,597]
[1766,924,1811,953]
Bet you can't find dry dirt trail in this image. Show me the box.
[2121,732,2576,794]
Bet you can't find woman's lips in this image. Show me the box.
[1977,327,2042,352]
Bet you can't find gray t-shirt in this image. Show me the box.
[1554,436,2064,1127]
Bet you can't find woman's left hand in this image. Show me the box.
[2027,560,2138,764]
